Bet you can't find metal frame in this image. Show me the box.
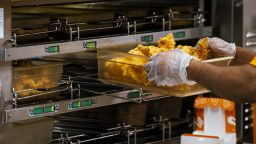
[5,89,212,123]
[11,0,116,7]
[5,90,166,123]
[0,1,216,143]
[0,0,12,121]
[0,0,213,124]
[0,1,14,143]
[50,116,191,144]
[1,27,212,61]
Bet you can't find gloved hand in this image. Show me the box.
[144,48,197,86]
[198,37,236,57]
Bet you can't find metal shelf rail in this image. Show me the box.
[1,27,212,61]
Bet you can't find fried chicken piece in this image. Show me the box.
[177,45,196,55]
[177,37,209,60]
[104,56,148,85]
[128,45,164,57]
[177,45,202,59]
[14,67,59,97]
[157,33,176,50]
[104,33,209,89]
[196,37,209,60]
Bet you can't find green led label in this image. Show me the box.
[84,41,97,49]
[70,101,82,109]
[69,99,96,110]
[141,35,153,42]
[45,45,59,53]
[82,100,92,106]
[44,106,55,113]
[127,90,140,98]
[31,107,44,116]
[30,104,58,116]
[174,31,185,38]
[82,99,96,107]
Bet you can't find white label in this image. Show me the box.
[0,8,3,38]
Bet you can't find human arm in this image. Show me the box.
[187,59,256,102]
[145,46,256,102]
[192,38,256,102]
[231,47,256,65]
[145,37,256,102]
[204,37,256,65]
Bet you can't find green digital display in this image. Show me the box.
[82,100,92,106]
[30,104,58,116]
[45,45,59,53]
[31,107,44,116]
[127,90,140,98]
[44,106,55,113]
[71,101,82,109]
[174,31,185,38]
[84,41,97,49]
[82,99,96,107]
[141,35,153,42]
[69,99,96,110]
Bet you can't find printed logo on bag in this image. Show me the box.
[197,116,204,128]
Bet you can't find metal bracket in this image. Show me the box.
[80,87,143,104]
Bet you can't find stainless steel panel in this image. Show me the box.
[3,27,212,61]
[0,0,213,143]
[0,123,13,144]
[0,62,12,112]
[0,0,12,124]
[11,0,117,6]
[0,1,13,143]
[243,0,256,48]
[214,0,234,42]
[0,0,11,45]
[5,91,163,123]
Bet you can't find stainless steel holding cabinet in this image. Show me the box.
[0,0,234,143]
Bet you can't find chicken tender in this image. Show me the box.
[157,33,176,50]
[104,33,209,89]
[196,37,209,60]
[128,45,164,57]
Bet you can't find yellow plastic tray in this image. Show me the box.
[98,44,233,97]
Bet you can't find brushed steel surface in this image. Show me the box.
[5,90,163,123]
[3,27,212,61]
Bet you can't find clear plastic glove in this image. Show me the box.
[202,37,236,57]
[144,48,197,86]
